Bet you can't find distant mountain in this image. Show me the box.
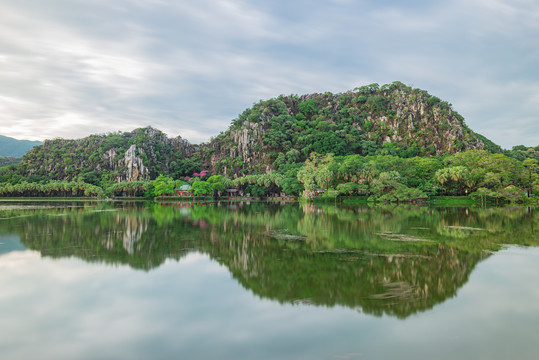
[0,135,42,157]
[0,157,21,167]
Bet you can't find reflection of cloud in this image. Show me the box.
[0,235,26,255]
[382,246,539,359]
[2,242,539,359]
[1,252,361,359]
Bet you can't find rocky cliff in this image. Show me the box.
[201,81,501,176]
[18,127,197,182]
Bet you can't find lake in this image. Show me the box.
[1,200,538,359]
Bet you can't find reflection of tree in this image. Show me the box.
[1,201,537,318]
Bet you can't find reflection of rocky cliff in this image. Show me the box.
[2,202,537,318]
[5,203,196,270]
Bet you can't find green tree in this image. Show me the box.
[154,174,175,195]
[297,153,335,199]
[298,99,318,117]
[207,175,228,197]
[192,180,213,196]
[245,183,268,197]
[435,166,472,195]
[523,159,538,197]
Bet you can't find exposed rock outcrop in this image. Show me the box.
[124,144,145,182]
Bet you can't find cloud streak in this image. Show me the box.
[0,0,537,147]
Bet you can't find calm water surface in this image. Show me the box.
[0,200,538,359]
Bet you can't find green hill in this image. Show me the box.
[201,81,502,176]
[10,82,506,183]
[18,127,197,184]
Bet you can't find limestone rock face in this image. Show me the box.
[104,149,117,169]
[123,144,146,182]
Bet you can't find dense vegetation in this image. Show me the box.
[2,148,536,203]
[8,127,198,187]
[0,82,537,202]
[203,81,500,176]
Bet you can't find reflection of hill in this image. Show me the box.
[196,206,486,319]
[0,202,200,270]
[1,201,537,318]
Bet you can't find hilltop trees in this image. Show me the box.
[523,159,538,197]
[15,127,197,185]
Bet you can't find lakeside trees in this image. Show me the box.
[0,148,537,202]
[0,181,104,197]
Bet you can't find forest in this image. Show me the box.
[0,147,537,203]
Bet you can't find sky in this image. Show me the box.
[0,0,538,149]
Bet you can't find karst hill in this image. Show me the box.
[16,81,501,181]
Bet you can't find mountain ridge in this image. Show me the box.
[0,135,42,157]
[12,82,504,182]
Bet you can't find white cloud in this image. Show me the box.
[0,0,537,147]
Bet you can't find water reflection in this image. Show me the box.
[0,201,537,318]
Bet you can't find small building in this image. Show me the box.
[225,188,240,197]
[176,184,193,197]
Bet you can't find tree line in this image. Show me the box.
[151,148,538,203]
[1,145,537,202]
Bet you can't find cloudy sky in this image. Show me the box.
[1,0,538,149]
